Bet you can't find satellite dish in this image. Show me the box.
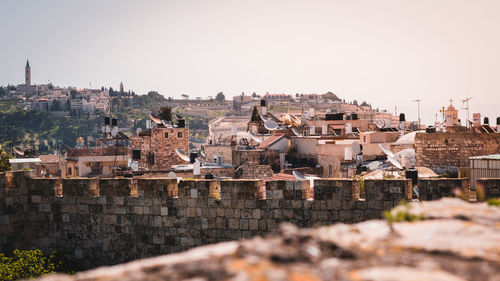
[248,132,263,143]
[378,144,395,158]
[14,147,24,156]
[148,113,162,124]
[135,128,142,135]
[351,141,361,155]
[167,171,177,179]
[292,127,301,136]
[231,125,238,136]
[387,156,403,170]
[260,115,269,122]
[292,170,307,180]
[175,149,190,162]
[264,120,278,130]
[111,127,119,137]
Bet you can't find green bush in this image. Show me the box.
[0,249,63,280]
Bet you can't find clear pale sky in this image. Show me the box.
[1,0,499,125]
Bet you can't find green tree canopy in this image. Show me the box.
[157,106,172,122]
[216,92,225,102]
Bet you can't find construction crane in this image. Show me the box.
[462,97,473,128]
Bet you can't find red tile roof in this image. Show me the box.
[257,134,287,149]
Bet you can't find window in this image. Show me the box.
[164,132,169,138]
[67,167,72,175]
[178,132,183,138]
[132,149,141,160]
[363,136,367,143]
[147,152,155,165]
[328,165,333,176]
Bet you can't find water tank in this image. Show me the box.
[425,126,436,133]
[189,152,197,163]
[104,116,110,125]
[260,99,267,107]
[399,113,405,122]
[177,119,185,128]
[205,173,214,179]
[111,118,118,126]
[405,168,418,186]
[497,117,500,125]
[484,117,489,125]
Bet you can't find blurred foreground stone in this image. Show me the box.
[37,198,500,281]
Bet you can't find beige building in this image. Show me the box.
[66,146,129,177]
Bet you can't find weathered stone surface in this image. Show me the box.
[34,198,500,281]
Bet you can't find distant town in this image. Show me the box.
[1,59,498,185]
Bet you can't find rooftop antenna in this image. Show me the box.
[462,97,473,129]
[412,99,421,130]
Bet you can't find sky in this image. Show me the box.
[0,0,499,125]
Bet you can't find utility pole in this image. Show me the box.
[462,97,473,128]
[412,99,421,130]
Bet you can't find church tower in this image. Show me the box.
[25,60,31,86]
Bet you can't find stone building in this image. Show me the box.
[130,126,189,171]
[415,132,500,176]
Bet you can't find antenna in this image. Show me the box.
[462,97,473,128]
[412,99,421,130]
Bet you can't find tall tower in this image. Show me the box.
[25,60,31,86]
[120,82,124,93]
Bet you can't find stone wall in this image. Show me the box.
[1,171,498,270]
[415,132,500,176]
[476,178,500,200]
[236,162,273,179]
[0,172,411,269]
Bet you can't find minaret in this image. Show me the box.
[25,60,31,86]
[120,82,124,93]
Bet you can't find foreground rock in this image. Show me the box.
[38,198,500,281]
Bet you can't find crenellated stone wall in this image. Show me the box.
[0,171,496,270]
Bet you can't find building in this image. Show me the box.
[66,146,129,177]
[469,154,500,189]
[130,123,189,171]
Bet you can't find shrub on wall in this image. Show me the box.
[0,249,64,280]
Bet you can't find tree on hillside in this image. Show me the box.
[322,91,341,101]
[181,94,189,100]
[0,148,12,172]
[157,106,172,122]
[51,100,61,111]
[216,92,225,102]
[65,99,71,111]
